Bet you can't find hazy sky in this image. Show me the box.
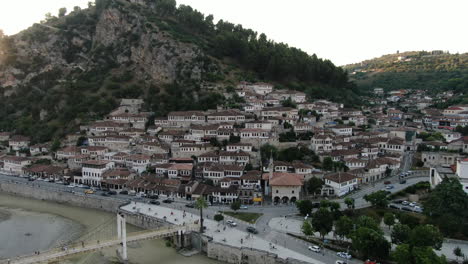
[1,0,467,65]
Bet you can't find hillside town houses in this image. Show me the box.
[0,83,467,204]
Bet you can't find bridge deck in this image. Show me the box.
[3,224,198,264]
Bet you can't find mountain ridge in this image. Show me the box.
[343,50,468,94]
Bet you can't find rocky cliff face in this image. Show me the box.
[0,0,209,91]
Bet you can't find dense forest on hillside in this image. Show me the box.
[0,0,358,143]
[344,51,468,94]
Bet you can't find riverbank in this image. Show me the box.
[0,192,221,264]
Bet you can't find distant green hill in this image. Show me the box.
[343,51,468,94]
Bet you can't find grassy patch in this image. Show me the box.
[222,211,262,224]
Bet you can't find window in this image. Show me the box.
[276,190,279,193]
[292,190,294,194]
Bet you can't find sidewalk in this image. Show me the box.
[121,202,323,264]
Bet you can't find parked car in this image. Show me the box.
[240,205,248,210]
[84,190,94,194]
[150,200,160,205]
[335,261,348,264]
[28,177,35,181]
[128,190,137,196]
[308,245,321,253]
[393,200,404,204]
[409,202,416,207]
[162,199,173,204]
[389,204,400,209]
[312,202,321,208]
[246,226,258,234]
[226,220,237,227]
[107,191,117,195]
[337,252,352,259]
[148,194,159,199]
[399,179,407,184]
[401,206,412,212]
[385,185,394,190]
[384,181,391,185]
[185,203,195,208]
[120,190,128,195]
[101,193,109,197]
[402,201,409,206]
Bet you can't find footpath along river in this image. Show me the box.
[0,192,222,264]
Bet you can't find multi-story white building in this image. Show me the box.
[80,160,115,186]
[2,156,31,175]
[323,172,358,197]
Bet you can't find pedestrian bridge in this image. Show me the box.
[2,214,198,264]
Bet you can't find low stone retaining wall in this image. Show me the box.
[0,182,123,213]
[206,239,310,264]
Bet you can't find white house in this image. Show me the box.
[80,160,115,186]
[323,172,358,197]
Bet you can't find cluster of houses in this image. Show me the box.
[0,83,466,202]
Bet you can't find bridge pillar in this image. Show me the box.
[117,213,122,239]
[117,212,128,261]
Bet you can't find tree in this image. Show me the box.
[356,215,381,233]
[230,201,241,213]
[302,220,313,237]
[409,225,443,250]
[195,197,208,233]
[391,223,411,245]
[306,177,324,196]
[244,163,253,171]
[423,178,468,236]
[50,138,61,152]
[296,200,313,216]
[391,244,412,264]
[398,213,420,229]
[383,213,395,229]
[58,7,67,17]
[411,246,447,264]
[344,197,355,210]
[351,227,390,260]
[214,214,224,222]
[311,207,334,240]
[334,215,353,240]
[453,247,464,262]
[364,190,389,208]
[322,157,334,171]
[73,6,82,12]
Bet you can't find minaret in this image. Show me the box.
[268,151,274,181]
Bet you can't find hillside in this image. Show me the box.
[0,0,357,143]
[343,51,468,94]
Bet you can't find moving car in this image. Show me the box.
[336,252,352,259]
[308,245,321,253]
[399,179,407,184]
[335,261,348,264]
[185,203,195,208]
[240,205,248,210]
[246,226,258,234]
[150,200,160,205]
[385,185,394,190]
[84,189,94,194]
[384,181,391,185]
[226,220,237,227]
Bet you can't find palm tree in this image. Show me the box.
[195,196,208,233]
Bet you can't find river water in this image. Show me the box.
[0,192,221,263]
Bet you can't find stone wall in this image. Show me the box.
[206,239,310,264]
[0,182,123,213]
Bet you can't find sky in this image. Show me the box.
[0,0,467,65]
